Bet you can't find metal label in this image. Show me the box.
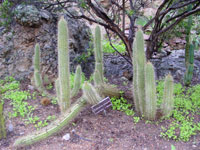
[91,97,112,115]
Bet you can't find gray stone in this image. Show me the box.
[14,5,42,27]
[104,50,200,83]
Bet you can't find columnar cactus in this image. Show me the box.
[0,103,6,140]
[184,4,194,86]
[57,16,71,112]
[71,65,82,98]
[161,74,174,117]
[93,26,120,98]
[185,4,193,68]
[94,26,104,84]
[14,17,100,148]
[134,29,146,115]
[132,40,140,113]
[14,98,87,147]
[33,44,44,92]
[184,42,194,86]
[133,29,174,120]
[144,62,157,120]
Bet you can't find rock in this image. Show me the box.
[14,5,42,27]
[151,49,200,82]
[62,133,70,141]
[104,50,200,83]
[0,6,93,80]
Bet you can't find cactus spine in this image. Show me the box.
[33,44,44,92]
[58,16,71,112]
[133,29,174,120]
[161,74,174,117]
[0,103,6,140]
[144,62,157,120]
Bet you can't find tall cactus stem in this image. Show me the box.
[33,44,44,92]
[161,74,174,117]
[144,62,157,120]
[135,29,146,115]
[132,39,140,114]
[94,26,104,83]
[58,16,70,112]
[71,65,82,98]
[185,4,193,67]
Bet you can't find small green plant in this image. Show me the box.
[111,97,134,116]
[158,82,200,142]
[102,40,126,54]
[133,117,140,123]
[0,0,13,28]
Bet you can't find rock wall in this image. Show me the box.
[104,50,200,83]
[0,5,94,80]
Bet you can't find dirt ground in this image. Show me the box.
[0,79,200,150]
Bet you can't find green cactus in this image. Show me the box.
[57,16,71,112]
[184,63,194,86]
[161,74,174,117]
[92,26,120,98]
[184,42,194,86]
[135,29,146,115]
[132,29,174,120]
[144,62,157,120]
[132,39,140,114]
[94,70,102,86]
[0,103,6,140]
[184,4,194,86]
[83,81,102,104]
[71,65,82,98]
[94,26,104,84]
[185,4,193,67]
[33,44,44,92]
[14,98,87,148]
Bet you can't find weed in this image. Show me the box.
[102,40,126,54]
[158,81,200,141]
[133,117,140,123]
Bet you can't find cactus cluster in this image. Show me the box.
[0,103,6,140]
[14,17,102,148]
[133,29,174,120]
[184,4,194,86]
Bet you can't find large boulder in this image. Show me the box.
[0,5,93,80]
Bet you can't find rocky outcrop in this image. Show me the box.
[152,50,200,82]
[0,5,93,80]
[104,50,200,83]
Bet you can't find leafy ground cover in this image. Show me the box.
[0,76,200,150]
